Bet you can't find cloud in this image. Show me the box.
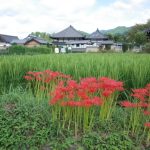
[0,0,149,38]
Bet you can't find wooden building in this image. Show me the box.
[12,35,49,47]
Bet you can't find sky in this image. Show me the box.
[0,0,150,38]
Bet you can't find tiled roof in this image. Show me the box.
[11,35,49,45]
[52,25,84,38]
[0,34,19,43]
[87,29,108,40]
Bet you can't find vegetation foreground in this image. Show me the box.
[0,53,150,149]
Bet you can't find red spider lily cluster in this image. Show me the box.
[24,70,71,83]
[120,84,150,129]
[24,70,150,138]
[49,77,124,108]
[24,70,71,98]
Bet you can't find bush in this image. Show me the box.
[8,45,54,55]
[143,43,150,53]
[9,45,26,54]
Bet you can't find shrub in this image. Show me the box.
[25,46,54,54]
[9,45,26,54]
[8,45,54,55]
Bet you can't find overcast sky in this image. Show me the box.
[0,0,150,38]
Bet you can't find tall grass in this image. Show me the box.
[0,53,150,92]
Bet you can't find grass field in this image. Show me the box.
[0,53,150,149]
[0,53,150,91]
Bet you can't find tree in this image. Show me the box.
[143,43,150,53]
[134,31,147,46]
[31,32,52,42]
[127,19,150,46]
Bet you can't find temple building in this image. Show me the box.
[86,29,114,50]
[51,25,89,52]
[51,25,122,52]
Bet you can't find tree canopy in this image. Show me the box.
[31,32,52,42]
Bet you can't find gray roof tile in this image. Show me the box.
[11,35,49,45]
[52,25,84,38]
[0,34,19,43]
[87,29,108,40]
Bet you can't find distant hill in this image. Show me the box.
[78,30,89,36]
[101,26,131,35]
[78,26,131,36]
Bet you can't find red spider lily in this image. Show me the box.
[131,93,145,101]
[132,89,147,95]
[91,97,103,106]
[67,80,78,90]
[59,74,71,79]
[49,76,124,107]
[146,84,150,90]
[102,90,113,97]
[120,101,138,108]
[61,101,83,107]
[137,102,150,108]
[24,75,33,81]
[50,81,65,105]
[131,88,148,101]
[98,77,124,93]
[30,71,43,78]
[146,84,150,96]
[144,122,150,128]
[77,90,89,99]
[25,70,71,83]
[79,77,99,93]
[35,76,42,81]
[27,71,35,75]
[68,91,75,100]
[129,85,150,108]
[44,77,52,83]
[143,110,150,115]
[50,92,64,105]
[26,71,43,81]
[82,100,93,108]
[60,97,103,107]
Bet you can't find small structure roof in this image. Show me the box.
[0,34,19,43]
[87,29,108,40]
[11,35,49,45]
[51,25,84,38]
[11,39,26,44]
[24,35,48,44]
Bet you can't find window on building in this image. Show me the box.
[76,44,80,47]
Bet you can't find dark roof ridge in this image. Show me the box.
[52,25,84,38]
[0,34,18,38]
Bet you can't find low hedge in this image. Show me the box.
[8,45,54,55]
